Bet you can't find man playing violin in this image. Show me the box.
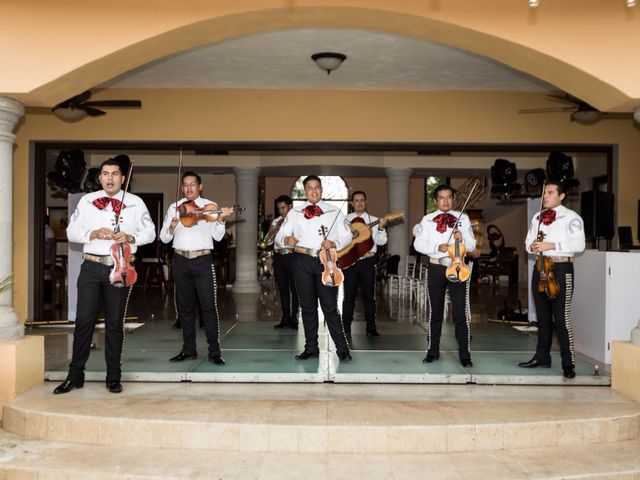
[413,184,476,367]
[275,176,353,361]
[270,195,300,330]
[520,181,585,379]
[160,171,234,365]
[54,157,156,395]
[342,191,387,340]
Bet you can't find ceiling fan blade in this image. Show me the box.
[518,107,575,113]
[54,90,92,109]
[84,100,142,108]
[79,104,106,117]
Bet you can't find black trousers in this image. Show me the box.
[173,254,221,357]
[532,263,575,368]
[426,263,471,360]
[342,255,377,333]
[68,260,132,383]
[292,253,350,356]
[273,252,299,325]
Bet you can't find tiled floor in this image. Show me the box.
[33,279,608,385]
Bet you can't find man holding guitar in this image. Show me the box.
[341,191,387,339]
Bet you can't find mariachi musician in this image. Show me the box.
[160,170,234,365]
[413,184,476,367]
[519,180,585,379]
[54,156,156,395]
[341,190,387,339]
[275,175,353,361]
[267,195,300,330]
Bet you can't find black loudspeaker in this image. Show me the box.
[581,190,615,240]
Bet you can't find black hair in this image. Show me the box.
[275,194,293,205]
[433,184,456,199]
[351,190,366,201]
[182,171,202,185]
[545,180,567,197]
[100,158,124,174]
[303,175,322,187]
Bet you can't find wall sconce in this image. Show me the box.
[311,52,347,75]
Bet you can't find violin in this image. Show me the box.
[534,206,560,299]
[319,225,344,287]
[109,161,137,288]
[177,202,244,227]
[445,234,470,283]
[337,210,404,269]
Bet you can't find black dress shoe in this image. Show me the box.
[107,381,122,394]
[295,350,319,360]
[273,322,288,329]
[289,324,299,330]
[563,367,576,379]
[53,378,84,395]
[422,353,440,363]
[169,352,197,362]
[461,358,473,368]
[337,352,352,361]
[518,358,551,368]
[209,355,226,365]
[172,320,182,329]
[366,329,381,337]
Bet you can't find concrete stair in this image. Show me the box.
[1,382,640,479]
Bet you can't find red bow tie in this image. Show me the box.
[303,204,324,219]
[540,209,556,226]
[433,212,457,233]
[93,196,124,215]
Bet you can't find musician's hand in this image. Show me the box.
[112,232,130,244]
[284,236,299,247]
[378,217,387,230]
[218,207,234,222]
[531,241,554,253]
[321,240,337,249]
[438,243,449,253]
[91,228,114,241]
[453,230,462,241]
[168,217,180,234]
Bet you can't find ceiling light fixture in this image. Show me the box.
[627,0,637,7]
[52,106,88,122]
[570,110,606,125]
[311,52,347,75]
[528,0,540,7]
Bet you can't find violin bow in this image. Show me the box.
[321,187,352,245]
[174,148,183,219]
[535,181,547,237]
[114,160,135,231]
[446,180,478,244]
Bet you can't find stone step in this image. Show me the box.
[1,428,639,480]
[3,383,640,454]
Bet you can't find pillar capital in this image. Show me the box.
[0,97,24,341]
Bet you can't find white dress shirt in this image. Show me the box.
[525,205,585,257]
[346,211,388,254]
[275,201,352,252]
[159,197,226,250]
[413,209,476,259]
[67,189,156,255]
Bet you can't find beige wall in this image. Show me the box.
[13,89,640,321]
[3,1,640,110]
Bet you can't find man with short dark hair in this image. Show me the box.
[275,176,353,360]
[413,184,476,367]
[519,181,585,379]
[54,157,155,394]
[341,190,387,339]
[160,171,234,365]
[271,194,300,330]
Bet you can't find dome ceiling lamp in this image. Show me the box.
[311,52,347,75]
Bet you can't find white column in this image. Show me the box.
[386,168,413,275]
[0,97,25,341]
[232,167,261,294]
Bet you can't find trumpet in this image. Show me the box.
[258,216,285,250]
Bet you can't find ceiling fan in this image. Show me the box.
[52,90,142,122]
[519,92,605,125]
